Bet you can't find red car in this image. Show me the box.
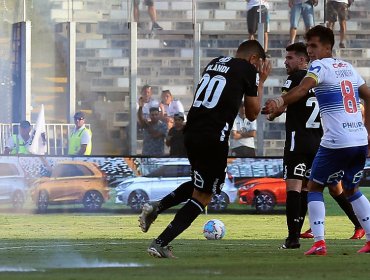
[238,171,286,213]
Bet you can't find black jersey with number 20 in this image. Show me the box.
[184,56,258,142]
[282,69,322,154]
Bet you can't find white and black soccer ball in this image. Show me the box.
[203,219,226,240]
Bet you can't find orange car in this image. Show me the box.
[238,171,285,213]
[31,161,110,212]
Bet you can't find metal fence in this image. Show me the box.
[0,123,90,155]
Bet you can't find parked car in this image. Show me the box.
[30,161,110,212]
[238,171,285,213]
[0,161,27,209]
[115,160,237,212]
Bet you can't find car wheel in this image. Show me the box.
[37,190,49,213]
[208,192,229,212]
[12,191,24,209]
[83,191,104,211]
[128,190,149,212]
[255,192,276,213]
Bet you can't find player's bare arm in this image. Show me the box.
[244,59,272,121]
[262,76,316,115]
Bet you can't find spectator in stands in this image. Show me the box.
[68,111,92,155]
[133,0,163,31]
[159,89,185,129]
[229,104,257,157]
[137,85,160,121]
[138,101,168,156]
[4,120,32,155]
[326,0,352,48]
[288,0,317,45]
[246,0,270,54]
[166,113,186,157]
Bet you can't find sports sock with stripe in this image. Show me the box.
[308,192,325,242]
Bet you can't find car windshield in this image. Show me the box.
[0,163,19,176]
[51,164,94,177]
[145,165,191,178]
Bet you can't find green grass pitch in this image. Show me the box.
[0,190,369,280]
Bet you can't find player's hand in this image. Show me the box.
[261,98,280,115]
[257,59,272,84]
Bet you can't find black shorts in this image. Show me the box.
[247,6,269,35]
[134,0,154,7]
[184,133,228,195]
[283,150,315,180]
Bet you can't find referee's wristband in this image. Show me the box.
[272,96,284,108]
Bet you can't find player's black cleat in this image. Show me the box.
[279,237,301,249]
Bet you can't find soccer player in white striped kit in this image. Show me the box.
[263,25,370,255]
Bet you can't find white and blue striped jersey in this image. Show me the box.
[306,57,368,149]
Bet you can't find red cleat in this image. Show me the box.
[357,241,370,253]
[304,240,327,256]
[300,228,314,239]
[350,228,365,240]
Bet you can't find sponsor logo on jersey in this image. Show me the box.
[308,65,321,74]
[219,57,232,63]
[335,69,353,78]
[342,122,363,129]
[332,62,347,68]
[283,79,292,88]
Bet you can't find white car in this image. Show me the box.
[115,160,237,212]
[0,160,28,209]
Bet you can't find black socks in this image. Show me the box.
[157,181,194,214]
[332,192,362,229]
[156,198,204,247]
[286,191,301,239]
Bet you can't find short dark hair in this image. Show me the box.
[286,42,309,63]
[236,40,266,60]
[141,84,151,92]
[305,25,335,50]
[149,107,159,113]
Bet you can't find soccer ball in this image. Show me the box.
[203,219,226,240]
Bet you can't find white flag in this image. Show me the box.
[28,104,47,155]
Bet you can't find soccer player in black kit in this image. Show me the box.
[139,40,272,258]
[267,42,364,249]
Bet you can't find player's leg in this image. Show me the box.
[341,145,370,253]
[281,178,302,249]
[139,180,194,233]
[147,139,228,258]
[305,180,326,255]
[304,146,344,255]
[328,182,364,239]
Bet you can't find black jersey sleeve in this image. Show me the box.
[281,70,307,94]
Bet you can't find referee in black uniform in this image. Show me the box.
[140,40,272,258]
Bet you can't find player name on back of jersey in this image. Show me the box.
[206,63,230,73]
